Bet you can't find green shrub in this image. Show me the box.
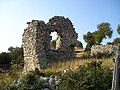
[56,61,113,90]
[1,71,45,90]
[17,71,44,90]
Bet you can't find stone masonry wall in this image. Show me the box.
[22,16,78,73]
[91,45,117,56]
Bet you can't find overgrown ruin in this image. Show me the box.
[22,16,78,73]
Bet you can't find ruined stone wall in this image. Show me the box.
[22,16,78,73]
[91,45,117,56]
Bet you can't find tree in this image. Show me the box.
[107,42,113,45]
[93,30,104,44]
[83,32,95,50]
[8,46,23,65]
[8,46,15,52]
[94,22,113,44]
[77,40,83,48]
[97,22,113,38]
[50,40,56,49]
[83,22,113,49]
[0,52,12,65]
[113,38,120,45]
[117,24,120,35]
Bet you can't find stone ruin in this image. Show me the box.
[22,16,78,73]
[91,44,117,56]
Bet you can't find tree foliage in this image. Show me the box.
[8,46,23,65]
[83,32,95,50]
[93,30,104,44]
[77,40,83,48]
[95,22,113,44]
[0,52,12,65]
[107,38,120,45]
[113,38,120,45]
[97,22,113,38]
[117,24,120,35]
[107,42,113,45]
[83,22,113,49]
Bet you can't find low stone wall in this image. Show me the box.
[91,45,117,56]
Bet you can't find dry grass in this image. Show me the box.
[43,51,114,72]
[43,57,114,73]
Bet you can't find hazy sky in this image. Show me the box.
[0,0,120,52]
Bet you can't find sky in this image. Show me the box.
[0,0,120,52]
